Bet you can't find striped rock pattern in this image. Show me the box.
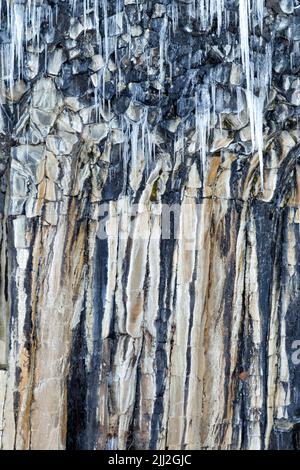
[0,0,300,450]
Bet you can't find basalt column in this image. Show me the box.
[0,0,300,451]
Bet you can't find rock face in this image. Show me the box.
[0,0,300,450]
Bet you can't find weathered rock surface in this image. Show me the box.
[0,0,300,450]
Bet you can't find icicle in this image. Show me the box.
[37,4,42,50]
[216,0,225,35]
[6,0,9,32]
[239,0,251,87]
[171,0,178,34]
[159,17,168,90]
[196,0,225,34]
[94,0,100,42]
[253,93,265,189]
[141,111,147,173]
[102,0,108,63]
[238,0,268,191]
[116,0,121,15]
[8,2,25,91]
[122,117,129,191]
[0,103,4,134]
[253,0,264,32]
[146,125,155,172]
[83,0,87,34]
[44,42,48,71]
[211,81,216,125]
[195,85,211,176]
[131,122,139,169]
[209,0,224,35]
[71,0,77,16]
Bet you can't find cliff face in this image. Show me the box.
[0,0,300,450]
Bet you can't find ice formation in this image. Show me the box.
[0,0,54,91]
[238,0,270,190]
[195,85,211,176]
[0,0,271,188]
